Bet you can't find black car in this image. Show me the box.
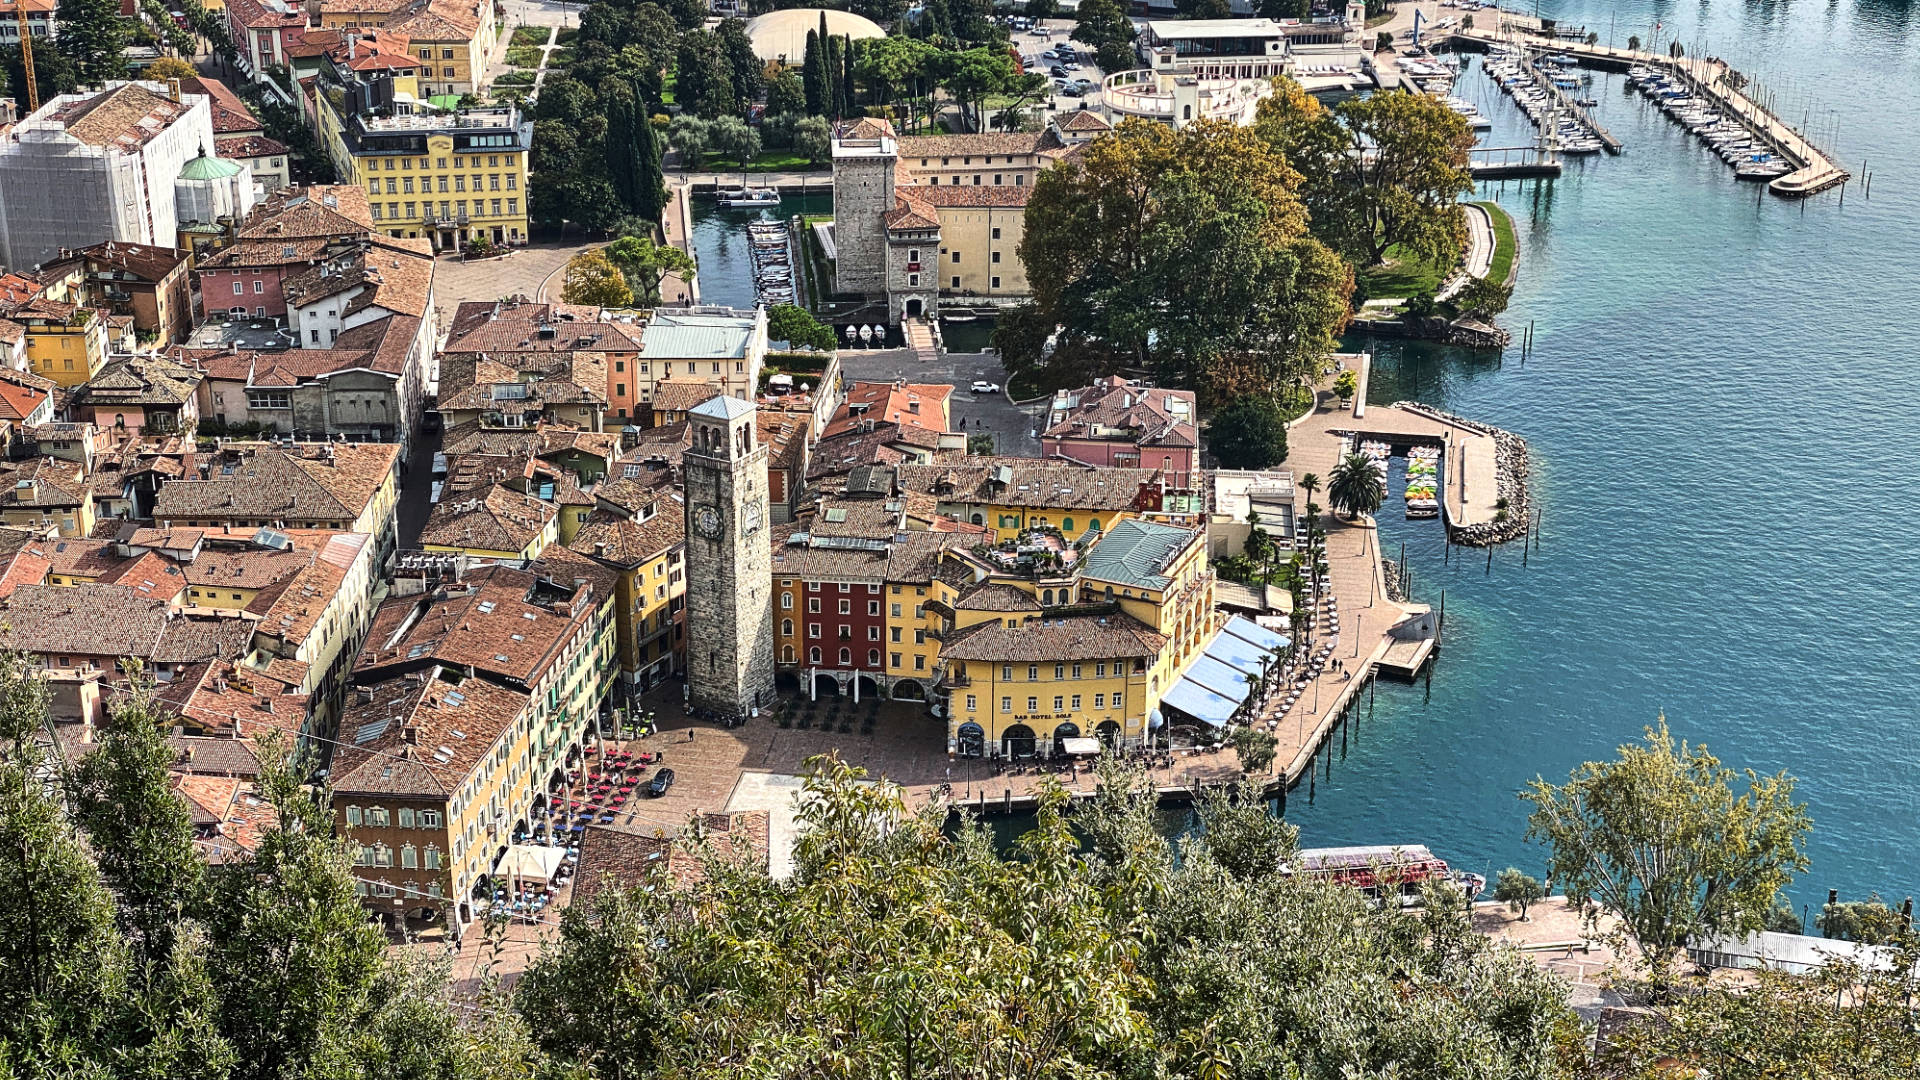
[1049,64,1068,79]
[647,768,676,797]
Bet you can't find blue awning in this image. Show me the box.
[1203,631,1278,673]
[1223,615,1290,654]
[1160,679,1237,727]
[1182,654,1255,703]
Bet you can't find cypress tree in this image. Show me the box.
[826,34,843,120]
[841,35,857,118]
[634,107,668,225]
[802,29,827,115]
[605,84,640,213]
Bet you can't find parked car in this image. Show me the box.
[1029,25,1050,36]
[1063,61,1081,71]
[1072,76,1097,90]
[1049,64,1068,78]
[1059,84,1084,97]
[970,380,1001,394]
[647,768,676,797]
[1041,47,1060,60]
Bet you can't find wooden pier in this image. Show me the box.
[1450,22,1849,196]
[1377,609,1440,678]
[1517,54,1622,154]
[1469,145,1561,179]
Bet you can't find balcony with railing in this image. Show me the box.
[1100,69,1274,128]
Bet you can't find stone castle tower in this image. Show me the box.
[682,395,775,715]
[830,118,898,296]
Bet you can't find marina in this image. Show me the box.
[1451,18,1849,196]
[745,219,796,307]
[1481,45,1618,154]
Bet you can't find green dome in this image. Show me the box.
[179,155,244,180]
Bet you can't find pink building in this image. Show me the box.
[194,186,380,320]
[227,0,311,77]
[1041,376,1200,488]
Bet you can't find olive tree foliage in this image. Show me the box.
[1522,719,1812,981]
[519,755,1583,1080]
[1597,941,1920,1079]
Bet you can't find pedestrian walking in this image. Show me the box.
[688,728,696,742]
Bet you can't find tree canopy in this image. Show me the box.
[1207,394,1292,469]
[1014,120,1351,402]
[520,757,1582,1079]
[1256,82,1476,267]
[561,249,636,307]
[1523,719,1812,980]
[767,303,837,350]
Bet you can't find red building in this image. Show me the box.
[1041,376,1200,489]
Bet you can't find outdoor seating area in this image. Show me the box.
[524,744,666,841]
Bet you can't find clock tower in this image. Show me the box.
[683,394,775,716]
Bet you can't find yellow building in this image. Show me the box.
[313,94,531,250]
[567,499,686,692]
[0,458,96,537]
[18,299,109,388]
[935,518,1220,757]
[354,550,621,928]
[898,457,1165,544]
[316,0,497,96]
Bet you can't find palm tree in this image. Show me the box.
[1298,473,1320,528]
[1627,34,1641,52]
[1328,453,1386,521]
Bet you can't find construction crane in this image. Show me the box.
[3,0,36,113]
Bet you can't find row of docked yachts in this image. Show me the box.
[1483,48,1607,153]
[1627,67,1794,180]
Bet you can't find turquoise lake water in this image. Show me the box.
[1296,0,1920,907]
[691,1,1920,906]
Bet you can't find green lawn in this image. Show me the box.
[493,70,536,86]
[510,25,549,47]
[701,149,825,172]
[505,45,543,67]
[1355,245,1450,300]
[1474,200,1518,285]
[549,46,576,66]
[555,27,578,45]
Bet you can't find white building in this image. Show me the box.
[1140,19,1297,80]
[0,82,217,270]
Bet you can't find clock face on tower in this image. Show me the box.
[695,506,721,538]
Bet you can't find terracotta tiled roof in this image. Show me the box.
[650,379,718,416]
[572,812,771,902]
[282,246,434,319]
[176,76,260,134]
[74,353,203,408]
[152,444,398,525]
[0,457,89,510]
[42,241,189,284]
[389,0,483,40]
[824,381,952,439]
[356,553,616,687]
[836,117,896,140]
[898,456,1161,511]
[0,273,41,306]
[0,377,50,422]
[909,183,1033,209]
[419,483,556,553]
[0,582,175,656]
[333,670,528,798]
[940,611,1167,663]
[48,84,193,149]
[566,505,684,568]
[1043,376,1198,449]
[236,185,377,239]
[884,189,940,232]
[216,134,291,159]
[1059,109,1113,133]
[897,129,1066,160]
[955,581,1043,612]
[806,421,945,480]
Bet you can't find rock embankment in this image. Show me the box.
[1393,401,1533,547]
